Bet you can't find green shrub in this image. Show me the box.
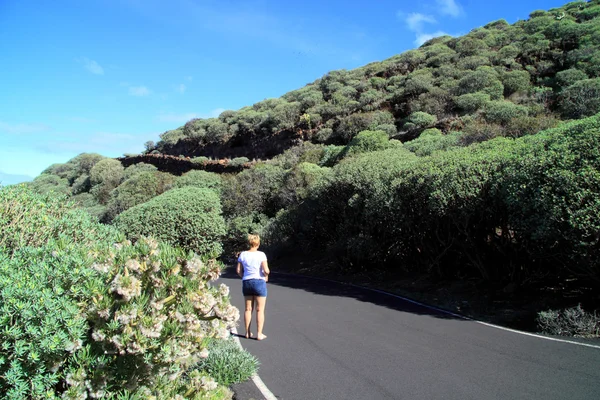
[335,113,379,142]
[278,162,331,207]
[407,112,437,128]
[229,157,250,167]
[191,156,210,165]
[503,114,559,138]
[457,66,504,100]
[404,130,461,156]
[501,70,531,95]
[455,92,491,112]
[319,145,346,167]
[0,242,110,399]
[559,78,600,118]
[499,115,600,280]
[71,174,91,195]
[89,159,125,204]
[555,68,588,89]
[71,192,106,220]
[460,118,505,145]
[292,147,418,268]
[484,100,528,124]
[537,305,600,338]
[344,130,394,156]
[64,153,106,184]
[268,142,325,170]
[224,212,269,254]
[221,164,286,218]
[0,185,241,398]
[374,123,398,137]
[115,187,226,257]
[122,162,158,180]
[316,127,334,142]
[104,171,174,222]
[193,338,259,386]
[0,186,115,253]
[27,174,71,196]
[173,170,222,193]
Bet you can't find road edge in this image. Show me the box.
[231,327,279,400]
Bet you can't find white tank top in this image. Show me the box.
[238,250,267,280]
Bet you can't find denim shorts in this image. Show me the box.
[242,279,267,297]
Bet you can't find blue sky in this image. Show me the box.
[0,0,569,184]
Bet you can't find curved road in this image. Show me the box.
[220,269,600,400]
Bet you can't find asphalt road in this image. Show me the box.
[220,269,600,400]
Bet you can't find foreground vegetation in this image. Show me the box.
[24,0,600,338]
[0,185,256,399]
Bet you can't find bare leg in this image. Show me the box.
[244,296,254,338]
[255,296,267,340]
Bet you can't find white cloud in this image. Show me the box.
[414,31,451,46]
[129,86,151,96]
[399,1,462,47]
[175,83,186,94]
[436,0,462,17]
[80,57,104,75]
[157,112,199,123]
[405,13,437,32]
[0,121,50,134]
[156,108,226,124]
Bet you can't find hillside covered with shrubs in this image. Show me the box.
[150,0,600,159]
[23,0,600,339]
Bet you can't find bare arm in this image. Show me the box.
[236,262,243,278]
[261,260,270,281]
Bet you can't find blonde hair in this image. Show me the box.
[248,234,260,248]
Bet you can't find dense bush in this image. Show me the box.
[455,92,491,112]
[269,113,600,285]
[173,170,222,193]
[406,112,437,129]
[555,68,588,88]
[0,186,243,398]
[558,78,600,118]
[229,157,250,167]
[537,305,600,338]
[103,171,174,222]
[221,164,286,218]
[484,101,529,124]
[343,130,399,157]
[27,174,71,196]
[115,187,226,257]
[193,338,259,386]
[122,162,158,180]
[89,159,125,204]
[404,130,461,156]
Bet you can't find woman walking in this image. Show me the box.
[236,234,270,340]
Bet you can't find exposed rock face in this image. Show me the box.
[118,154,253,175]
[159,128,305,160]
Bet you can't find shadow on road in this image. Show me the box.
[221,267,464,321]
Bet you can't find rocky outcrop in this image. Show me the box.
[159,128,306,160]
[118,154,253,175]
